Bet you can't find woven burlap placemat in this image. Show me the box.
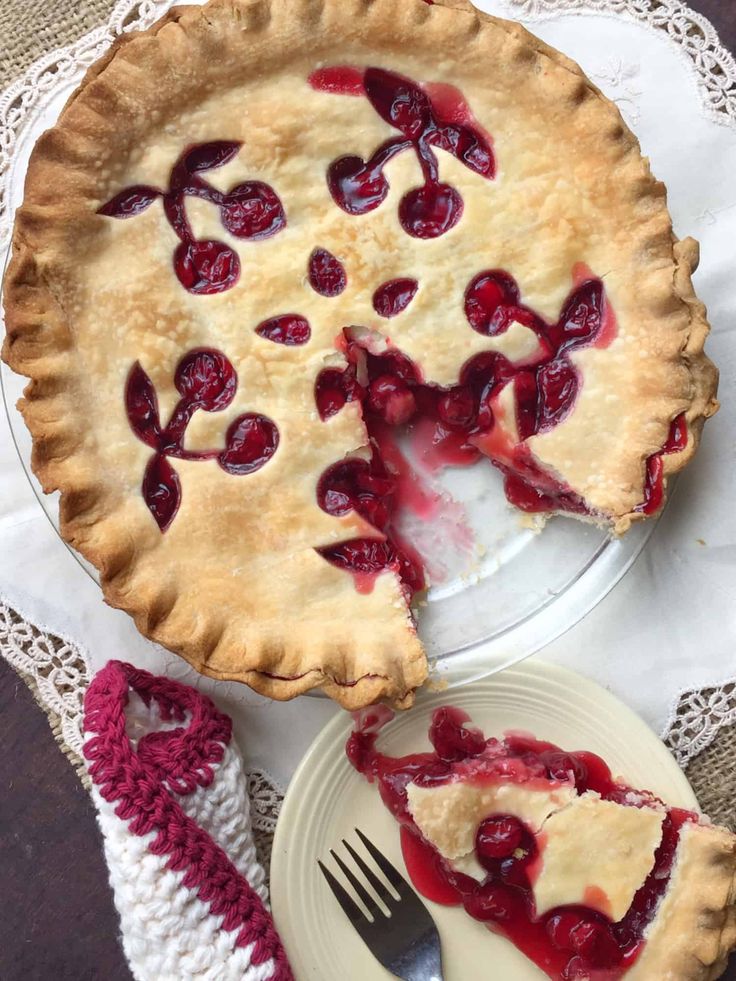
[2,0,733,833]
[0,0,118,90]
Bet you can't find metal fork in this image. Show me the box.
[318,827,445,981]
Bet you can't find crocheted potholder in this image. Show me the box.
[83,660,293,981]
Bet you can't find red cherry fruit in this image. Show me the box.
[220,181,286,240]
[463,883,523,924]
[328,155,390,216]
[367,375,417,425]
[569,920,620,968]
[255,314,311,346]
[476,815,525,861]
[174,348,237,410]
[436,386,476,431]
[308,248,347,297]
[539,750,589,790]
[399,182,463,239]
[370,349,421,385]
[173,240,240,295]
[372,278,418,318]
[547,911,583,951]
[219,414,279,475]
[429,706,486,762]
[464,270,520,335]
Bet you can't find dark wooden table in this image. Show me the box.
[2,3,735,978]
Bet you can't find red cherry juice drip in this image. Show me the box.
[126,348,278,531]
[312,66,495,239]
[636,413,688,515]
[308,247,347,297]
[99,141,286,295]
[347,707,697,981]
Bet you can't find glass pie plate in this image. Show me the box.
[1,337,659,693]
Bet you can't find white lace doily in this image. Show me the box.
[2,0,736,811]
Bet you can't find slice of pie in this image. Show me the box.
[348,706,736,980]
[2,0,718,708]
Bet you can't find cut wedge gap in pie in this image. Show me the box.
[347,705,736,980]
[1,0,718,708]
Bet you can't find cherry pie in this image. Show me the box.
[348,706,736,980]
[2,0,718,707]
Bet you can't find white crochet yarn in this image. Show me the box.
[89,691,276,981]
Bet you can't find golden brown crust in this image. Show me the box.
[629,822,736,980]
[1,0,718,707]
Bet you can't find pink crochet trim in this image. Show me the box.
[84,660,293,979]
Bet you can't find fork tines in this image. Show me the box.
[318,828,445,981]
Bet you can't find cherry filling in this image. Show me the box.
[312,267,687,595]
[310,66,495,238]
[125,348,279,531]
[636,413,688,515]
[347,706,697,981]
[99,141,286,295]
[312,273,609,591]
[314,455,426,599]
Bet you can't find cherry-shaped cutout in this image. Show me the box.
[464,270,521,335]
[308,248,347,297]
[255,314,311,346]
[126,362,161,449]
[98,185,160,219]
[372,278,418,318]
[552,279,604,351]
[317,538,425,595]
[174,348,237,411]
[328,155,390,216]
[314,365,364,420]
[398,183,463,239]
[142,454,181,532]
[220,181,286,240]
[219,414,279,475]
[363,67,433,141]
[173,240,240,295]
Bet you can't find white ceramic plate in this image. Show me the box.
[270,661,698,981]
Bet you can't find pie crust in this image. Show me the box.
[1,0,718,707]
